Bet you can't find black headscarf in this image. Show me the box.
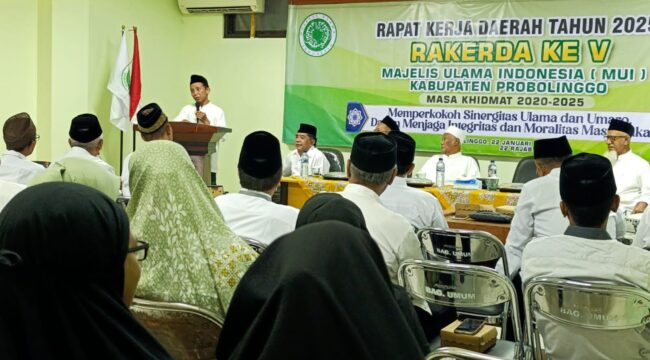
[0,183,171,359]
[295,192,368,230]
[216,221,426,360]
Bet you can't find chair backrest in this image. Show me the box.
[398,259,523,342]
[416,227,509,276]
[319,147,344,172]
[241,237,267,254]
[470,155,480,171]
[130,298,223,360]
[512,156,538,184]
[426,347,504,360]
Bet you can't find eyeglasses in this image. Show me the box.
[34,134,40,141]
[604,135,628,141]
[127,240,149,261]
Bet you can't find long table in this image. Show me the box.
[278,176,515,242]
[280,176,520,211]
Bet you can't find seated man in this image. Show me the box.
[521,153,650,359]
[498,136,572,279]
[282,123,330,176]
[60,114,114,174]
[339,132,429,314]
[605,118,650,213]
[374,115,399,134]
[380,131,447,230]
[216,131,299,245]
[420,125,480,183]
[121,103,173,197]
[0,112,45,185]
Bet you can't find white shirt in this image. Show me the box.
[0,179,26,211]
[420,152,480,184]
[60,147,115,175]
[173,102,226,127]
[497,168,568,279]
[120,152,134,198]
[613,150,650,211]
[215,189,299,245]
[521,227,650,360]
[380,176,448,231]
[633,209,650,249]
[0,150,45,185]
[340,183,429,312]
[282,147,330,176]
[173,102,227,178]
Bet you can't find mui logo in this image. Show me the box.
[346,102,368,132]
[299,13,337,57]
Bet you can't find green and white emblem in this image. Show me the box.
[299,13,336,57]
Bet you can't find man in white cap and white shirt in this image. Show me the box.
[420,125,480,183]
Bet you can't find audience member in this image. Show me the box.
[216,131,298,245]
[605,119,650,213]
[498,136,572,279]
[30,157,120,199]
[282,123,330,176]
[521,153,650,359]
[420,125,480,183]
[60,113,115,174]
[381,131,447,230]
[0,112,44,185]
[126,140,257,321]
[0,183,171,359]
[216,221,426,360]
[374,115,399,134]
[122,103,173,197]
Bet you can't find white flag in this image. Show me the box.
[107,32,131,131]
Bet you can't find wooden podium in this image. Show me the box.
[169,122,231,185]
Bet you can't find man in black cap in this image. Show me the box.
[174,74,227,184]
[605,118,650,213]
[0,112,44,185]
[498,136,573,279]
[282,123,330,176]
[60,113,114,174]
[339,132,429,314]
[521,153,650,359]
[216,131,299,245]
[374,115,399,134]
[380,131,447,230]
[121,103,174,197]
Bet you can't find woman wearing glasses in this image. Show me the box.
[0,183,171,359]
[127,140,257,322]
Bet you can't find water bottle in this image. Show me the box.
[300,153,310,177]
[488,160,497,178]
[435,157,445,187]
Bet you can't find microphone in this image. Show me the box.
[195,102,201,123]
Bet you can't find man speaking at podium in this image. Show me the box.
[174,74,226,184]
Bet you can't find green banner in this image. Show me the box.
[284,0,650,157]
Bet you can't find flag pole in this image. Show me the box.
[119,25,126,176]
[130,26,139,152]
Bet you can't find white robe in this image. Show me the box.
[420,152,480,184]
[0,150,45,185]
[59,147,115,175]
[613,150,650,211]
[340,183,429,313]
[380,176,448,230]
[215,190,299,245]
[497,168,568,279]
[0,179,26,211]
[521,227,650,360]
[282,147,330,176]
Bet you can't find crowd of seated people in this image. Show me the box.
[1,106,650,360]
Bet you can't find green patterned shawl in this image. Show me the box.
[126,140,257,320]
